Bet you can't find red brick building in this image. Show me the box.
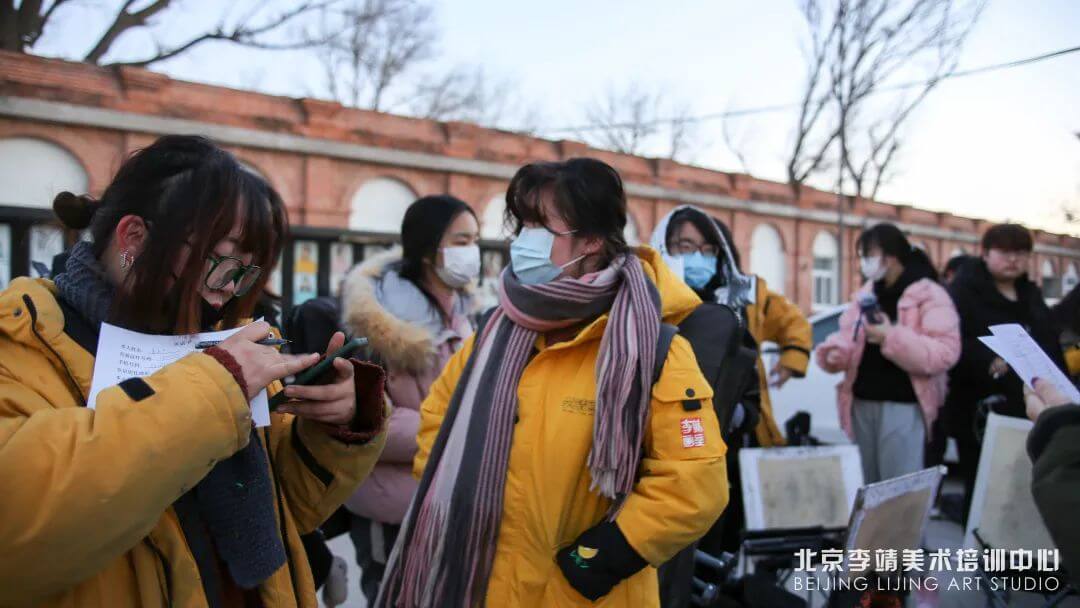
[1,51,1076,313]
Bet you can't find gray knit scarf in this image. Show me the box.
[377,253,661,607]
[54,241,285,592]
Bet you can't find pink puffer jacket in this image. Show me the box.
[816,278,961,439]
[340,250,474,524]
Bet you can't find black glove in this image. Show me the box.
[556,521,648,601]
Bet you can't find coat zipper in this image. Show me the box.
[22,294,87,407]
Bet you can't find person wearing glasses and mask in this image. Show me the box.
[0,135,388,608]
[377,159,727,607]
[337,195,480,605]
[651,206,812,449]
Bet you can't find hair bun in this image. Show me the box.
[53,191,100,230]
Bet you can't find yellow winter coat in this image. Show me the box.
[745,277,812,447]
[0,278,387,607]
[1065,344,1080,377]
[414,247,729,607]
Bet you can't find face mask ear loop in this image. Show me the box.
[559,254,587,271]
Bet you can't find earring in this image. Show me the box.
[120,250,132,272]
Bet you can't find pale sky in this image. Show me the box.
[31,0,1080,234]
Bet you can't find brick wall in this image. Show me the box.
[1,50,1076,312]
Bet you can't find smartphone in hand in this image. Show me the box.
[269,337,368,410]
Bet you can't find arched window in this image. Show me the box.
[812,231,839,310]
[750,223,786,295]
[480,194,512,241]
[348,177,417,233]
[1042,259,1061,300]
[1063,263,1079,296]
[0,137,88,209]
[0,137,89,286]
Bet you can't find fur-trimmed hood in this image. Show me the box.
[341,247,473,373]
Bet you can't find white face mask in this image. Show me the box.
[436,245,481,288]
[860,256,887,281]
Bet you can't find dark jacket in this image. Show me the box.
[1027,404,1080,588]
[947,258,1065,419]
[1050,282,1080,338]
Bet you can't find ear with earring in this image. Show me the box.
[120,250,133,272]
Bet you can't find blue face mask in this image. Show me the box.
[510,226,582,285]
[681,252,717,289]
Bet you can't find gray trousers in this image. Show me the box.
[851,399,925,484]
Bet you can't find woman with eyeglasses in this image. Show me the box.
[652,207,813,449]
[0,135,387,607]
[377,160,727,607]
[647,207,812,594]
[945,223,1066,521]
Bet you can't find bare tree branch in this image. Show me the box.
[721,114,754,174]
[787,0,985,199]
[1,0,75,51]
[5,0,339,63]
[310,0,435,112]
[102,1,340,68]
[84,0,171,64]
[1062,202,1079,225]
[40,0,72,26]
[667,101,697,162]
[580,82,696,161]
[582,83,659,155]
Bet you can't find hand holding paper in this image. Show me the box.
[88,320,311,427]
[1025,378,1072,421]
[978,323,1080,405]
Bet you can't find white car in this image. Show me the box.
[761,305,851,446]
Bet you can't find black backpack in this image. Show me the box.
[654,302,760,608]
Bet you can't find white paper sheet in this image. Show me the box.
[88,322,270,426]
[979,323,1080,404]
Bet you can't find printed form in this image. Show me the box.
[88,321,271,426]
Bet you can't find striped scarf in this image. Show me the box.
[376,253,661,608]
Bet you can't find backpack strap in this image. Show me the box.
[653,323,679,386]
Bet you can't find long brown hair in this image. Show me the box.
[54,135,288,334]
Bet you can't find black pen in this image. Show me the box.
[195,338,291,349]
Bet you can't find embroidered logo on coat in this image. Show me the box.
[570,545,599,568]
[680,417,706,448]
[560,397,596,415]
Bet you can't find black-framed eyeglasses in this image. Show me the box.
[670,239,720,257]
[205,254,262,297]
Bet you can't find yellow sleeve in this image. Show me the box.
[0,354,251,605]
[267,404,389,535]
[759,290,812,375]
[259,324,388,534]
[414,335,475,480]
[616,336,729,566]
[1065,346,1080,377]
